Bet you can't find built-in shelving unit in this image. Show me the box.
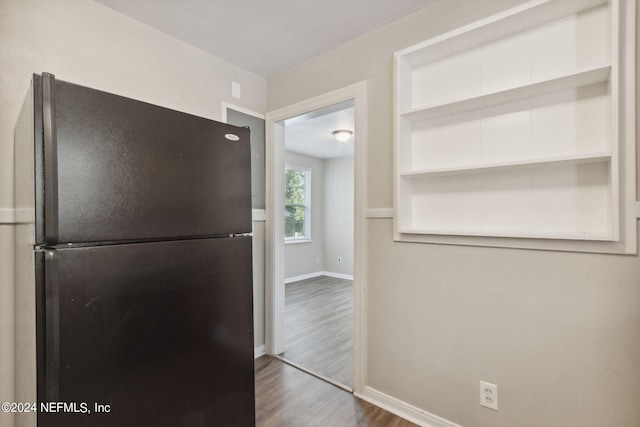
[393,0,637,253]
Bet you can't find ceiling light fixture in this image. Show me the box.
[332,129,353,143]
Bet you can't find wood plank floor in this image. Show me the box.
[283,276,353,387]
[255,355,418,427]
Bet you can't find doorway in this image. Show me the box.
[265,82,367,392]
[282,101,355,387]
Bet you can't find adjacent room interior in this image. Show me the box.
[281,101,355,389]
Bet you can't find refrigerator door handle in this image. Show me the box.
[43,73,59,244]
[44,249,60,401]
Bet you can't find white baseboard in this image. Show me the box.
[322,271,354,280]
[285,271,354,284]
[355,386,464,427]
[285,271,324,284]
[254,345,265,359]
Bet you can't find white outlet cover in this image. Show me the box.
[232,81,241,99]
[480,381,498,411]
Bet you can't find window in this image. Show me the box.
[284,165,310,242]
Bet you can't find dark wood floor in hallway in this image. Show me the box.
[255,356,418,427]
[283,275,353,387]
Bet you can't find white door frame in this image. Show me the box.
[265,82,367,392]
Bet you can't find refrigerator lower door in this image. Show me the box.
[37,237,254,427]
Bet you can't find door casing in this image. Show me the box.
[264,82,367,392]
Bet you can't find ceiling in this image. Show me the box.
[94,0,436,77]
[285,100,354,159]
[94,1,435,158]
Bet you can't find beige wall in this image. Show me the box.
[0,1,266,426]
[0,227,15,427]
[268,1,640,426]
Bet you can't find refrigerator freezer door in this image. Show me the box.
[35,74,252,245]
[37,237,255,427]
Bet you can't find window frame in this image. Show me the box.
[284,164,311,243]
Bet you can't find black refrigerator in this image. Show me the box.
[14,73,255,426]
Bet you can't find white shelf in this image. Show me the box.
[396,0,609,68]
[400,152,612,178]
[397,228,614,241]
[400,65,611,122]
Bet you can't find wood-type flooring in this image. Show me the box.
[283,275,353,387]
[255,355,417,427]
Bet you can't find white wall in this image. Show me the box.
[0,1,266,426]
[268,1,640,426]
[324,156,354,276]
[284,151,325,279]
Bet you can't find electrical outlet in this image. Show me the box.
[480,381,498,411]
[316,258,320,265]
[337,257,342,264]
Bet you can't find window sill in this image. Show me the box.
[285,239,312,245]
